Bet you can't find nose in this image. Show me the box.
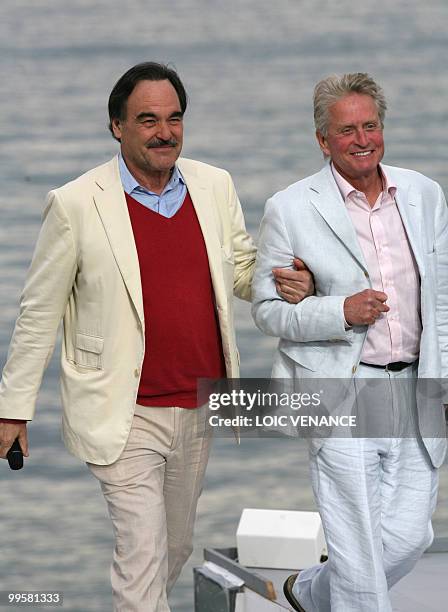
[355,128,369,147]
[157,121,172,141]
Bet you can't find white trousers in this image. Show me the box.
[87,404,211,612]
[293,363,439,612]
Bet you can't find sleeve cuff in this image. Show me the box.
[0,418,27,424]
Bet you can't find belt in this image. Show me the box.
[359,361,415,372]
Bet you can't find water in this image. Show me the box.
[1,1,448,610]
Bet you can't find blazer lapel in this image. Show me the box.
[93,157,144,324]
[177,159,225,304]
[393,184,425,277]
[309,165,368,272]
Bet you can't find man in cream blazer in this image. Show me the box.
[0,63,310,611]
[252,73,448,612]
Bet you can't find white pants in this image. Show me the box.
[294,363,439,612]
[87,404,211,612]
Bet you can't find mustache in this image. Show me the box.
[147,138,178,148]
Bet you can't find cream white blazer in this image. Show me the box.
[0,156,256,464]
[252,163,448,467]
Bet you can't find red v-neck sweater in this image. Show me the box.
[125,191,226,407]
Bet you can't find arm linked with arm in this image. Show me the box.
[251,197,353,343]
[0,191,77,420]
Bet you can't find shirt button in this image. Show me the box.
[364,271,369,279]
[352,365,357,374]
[134,368,140,378]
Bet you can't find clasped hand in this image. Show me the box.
[273,258,314,303]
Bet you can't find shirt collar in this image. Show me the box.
[331,162,397,202]
[118,152,184,196]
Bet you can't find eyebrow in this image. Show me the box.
[136,111,184,121]
[337,119,379,130]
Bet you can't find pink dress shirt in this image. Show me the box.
[331,164,421,365]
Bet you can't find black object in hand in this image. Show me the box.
[7,438,23,470]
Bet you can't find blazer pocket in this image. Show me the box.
[74,332,104,370]
[279,342,328,372]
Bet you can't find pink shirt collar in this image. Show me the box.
[331,162,397,202]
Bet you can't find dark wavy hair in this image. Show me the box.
[108,62,188,140]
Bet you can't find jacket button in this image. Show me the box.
[364,271,369,279]
[134,368,140,378]
[352,365,357,374]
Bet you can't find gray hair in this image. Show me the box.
[313,73,387,137]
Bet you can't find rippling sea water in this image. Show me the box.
[1,1,448,610]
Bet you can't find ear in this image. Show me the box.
[111,118,122,141]
[316,130,331,157]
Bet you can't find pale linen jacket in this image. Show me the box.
[252,164,448,467]
[0,156,256,464]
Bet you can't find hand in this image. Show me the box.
[344,289,389,326]
[0,422,29,460]
[273,258,315,304]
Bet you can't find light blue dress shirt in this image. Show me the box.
[118,154,187,218]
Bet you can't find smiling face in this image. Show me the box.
[111,79,184,190]
[316,93,384,187]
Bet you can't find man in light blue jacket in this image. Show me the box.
[252,73,447,612]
